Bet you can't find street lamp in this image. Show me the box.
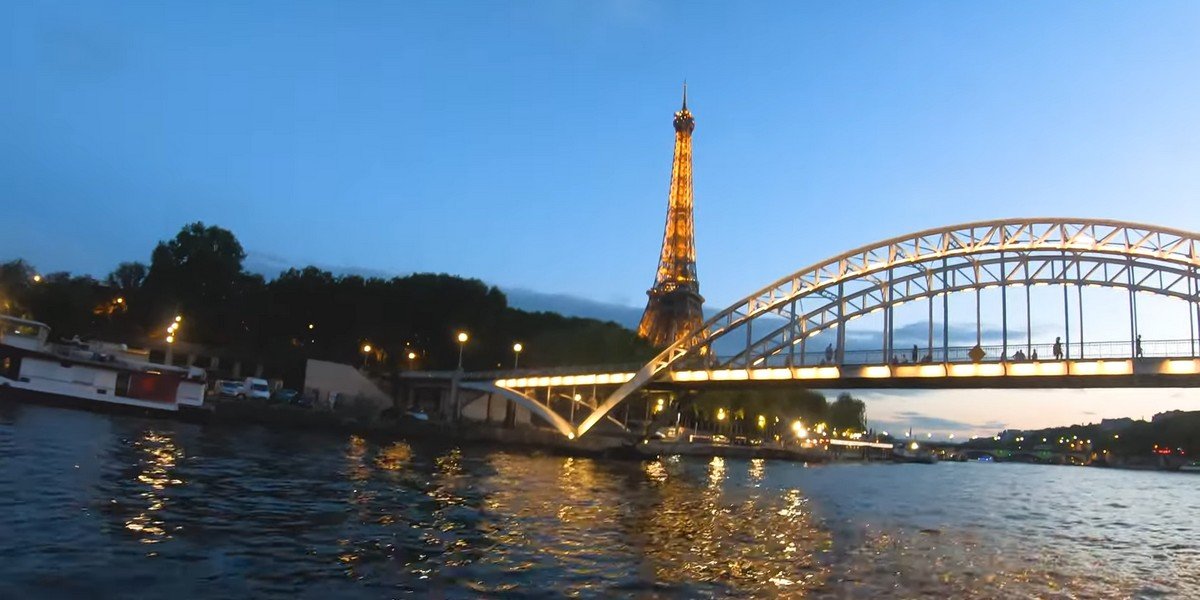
[361,343,372,368]
[512,342,523,369]
[456,331,468,370]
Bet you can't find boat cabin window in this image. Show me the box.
[115,372,131,397]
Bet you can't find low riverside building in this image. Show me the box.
[303,359,392,414]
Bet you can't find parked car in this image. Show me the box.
[270,388,299,404]
[215,380,241,398]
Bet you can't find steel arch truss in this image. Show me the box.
[723,251,1200,369]
[573,218,1200,437]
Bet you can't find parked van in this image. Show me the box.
[240,377,270,400]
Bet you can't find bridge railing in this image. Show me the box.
[724,338,1198,368]
[472,338,1197,381]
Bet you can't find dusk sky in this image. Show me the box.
[6,1,1200,436]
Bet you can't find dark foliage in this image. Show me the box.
[1,223,656,370]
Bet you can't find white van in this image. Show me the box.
[240,377,270,400]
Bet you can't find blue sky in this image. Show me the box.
[5,1,1200,435]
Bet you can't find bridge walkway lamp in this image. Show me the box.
[451,331,469,422]
[456,332,469,371]
[164,314,182,364]
[512,342,523,370]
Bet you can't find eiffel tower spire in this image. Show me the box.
[637,85,704,347]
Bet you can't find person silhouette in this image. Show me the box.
[825,343,834,364]
[1053,336,1063,360]
[1136,334,1144,358]
[911,344,919,363]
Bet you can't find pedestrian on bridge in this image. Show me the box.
[825,343,834,364]
[912,344,919,363]
[1136,334,1144,358]
[1053,337,1063,360]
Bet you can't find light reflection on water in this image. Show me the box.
[0,402,1196,598]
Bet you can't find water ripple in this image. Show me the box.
[0,402,1196,598]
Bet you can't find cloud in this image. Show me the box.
[886,411,1006,432]
[502,287,644,327]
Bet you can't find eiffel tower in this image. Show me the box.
[637,86,704,347]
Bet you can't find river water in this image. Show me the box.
[1,402,1196,599]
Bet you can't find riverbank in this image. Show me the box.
[208,398,853,462]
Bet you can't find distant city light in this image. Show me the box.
[407,351,416,360]
[361,344,372,353]
[32,274,41,283]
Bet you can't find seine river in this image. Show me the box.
[1,402,1196,599]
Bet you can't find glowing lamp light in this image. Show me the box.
[174,315,182,323]
[361,344,372,354]
[407,351,417,360]
[308,323,315,330]
[457,332,469,343]
[716,408,727,421]
[792,420,811,439]
[115,297,124,304]
[757,414,766,429]
[512,342,523,353]
[165,335,174,344]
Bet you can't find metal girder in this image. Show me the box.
[570,218,1200,438]
[724,253,1200,369]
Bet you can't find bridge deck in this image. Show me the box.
[480,357,1200,390]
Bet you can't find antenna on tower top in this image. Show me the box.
[681,81,688,110]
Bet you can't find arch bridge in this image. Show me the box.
[471,218,1200,439]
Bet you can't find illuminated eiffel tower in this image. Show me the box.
[637,86,704,347]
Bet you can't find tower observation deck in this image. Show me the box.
[638,86,705,347]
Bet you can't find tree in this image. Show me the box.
[141,222,253,344]
[829,393,867,433]
[0,259,37,316]
[106,262,148,292]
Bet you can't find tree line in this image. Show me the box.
[0,222,657,371]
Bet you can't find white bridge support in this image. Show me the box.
[458,382,577,439]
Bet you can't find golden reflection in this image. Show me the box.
[373,441,413,471]
[345,434,369,481]
[462,451,837,596]
[632,458,830,596]
[748,458,765,484]
[644,459,669,484]
[125,430,184,544]
[707,456,725,489]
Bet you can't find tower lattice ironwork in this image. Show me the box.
[638,86,704,347]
